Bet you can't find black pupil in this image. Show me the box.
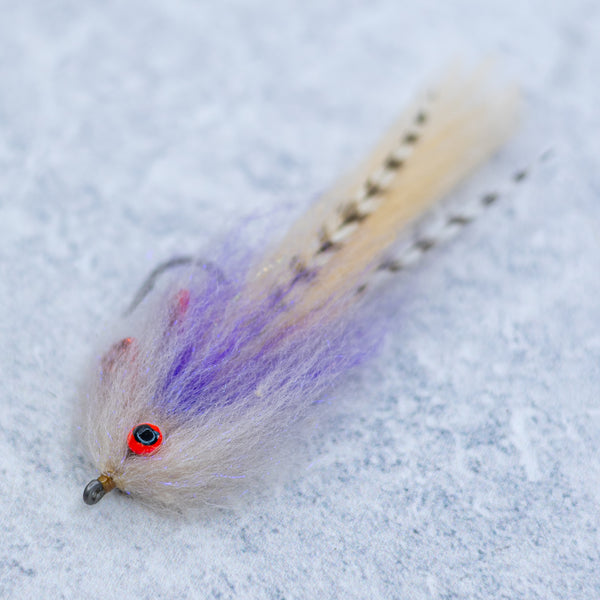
[133,425,159,446]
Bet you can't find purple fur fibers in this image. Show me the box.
[143,264,377,419]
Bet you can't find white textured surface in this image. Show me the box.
[1,1,599,598]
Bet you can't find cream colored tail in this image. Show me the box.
[249,65,520,320]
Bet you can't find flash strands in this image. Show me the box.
[81,66,519,509]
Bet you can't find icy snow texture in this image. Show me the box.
[0,1,599,599]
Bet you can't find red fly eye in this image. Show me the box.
[127,423,163,455]
[177,289,190,314]
[101,337,135,373]
[169,289,190,326]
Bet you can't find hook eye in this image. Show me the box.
[83,474,115,505]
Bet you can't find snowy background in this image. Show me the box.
[1,1,599,598]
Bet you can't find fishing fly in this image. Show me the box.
[81,66,519,508]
